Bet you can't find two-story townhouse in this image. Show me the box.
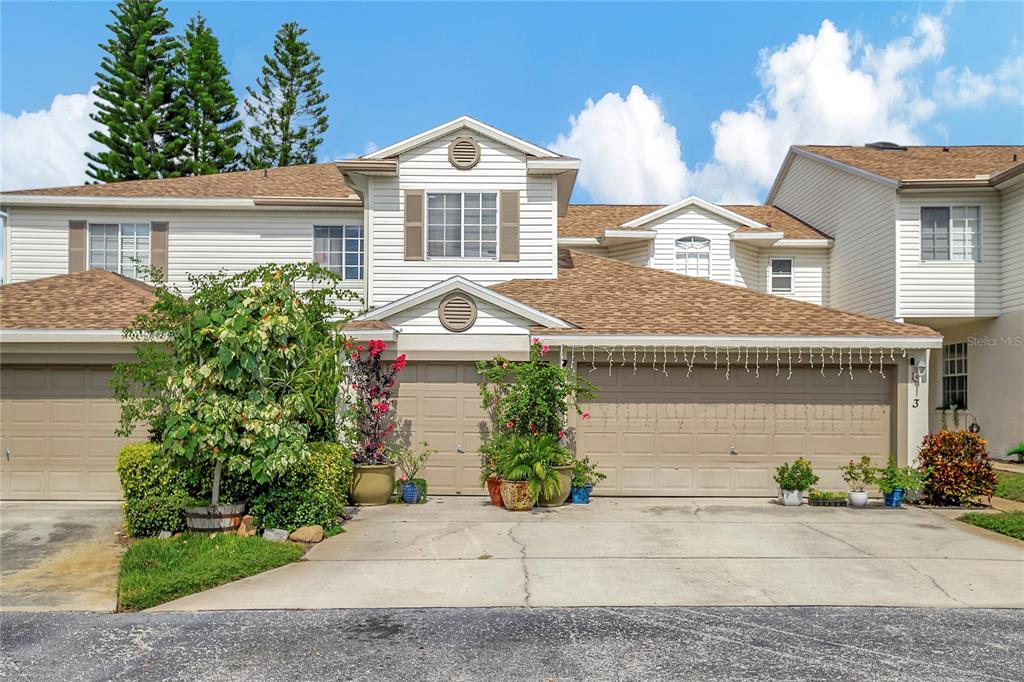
[768,143,1024,458]
[1,117,940,501]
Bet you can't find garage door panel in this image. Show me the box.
[579,364,893,496]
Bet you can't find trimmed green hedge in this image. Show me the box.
[117,441,353,537]
[248,442,353,531]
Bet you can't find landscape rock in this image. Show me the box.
[236,515,257,537]
[157,531,172,540]
[288,525,324,543]
[262,528,289,542]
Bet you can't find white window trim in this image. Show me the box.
[919,205,982,263]
[87,222,151,276]
[313,224,365,281]
[423,190,500,261]
[941,342,968,409]
[768,257,794,294]
[673,236,711,278]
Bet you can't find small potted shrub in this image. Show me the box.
[495,435,561,512]
[479,435,506,507]
[876,456,927,508]
[349,340,406,506]
[538,442,575,508]
[394,441,434,504]
[840,456,876,508]
[773,458,819,507]
[570,456,607,504]
[807,490,847,507]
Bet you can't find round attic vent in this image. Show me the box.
[438,293,477,332]
[448,137,481,170]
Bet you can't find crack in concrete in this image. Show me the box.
[903,559,968,607]
[800,522,870,556]
[506,523,531,606]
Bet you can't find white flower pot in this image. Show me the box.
[848,491,869,508]
[781,489,803,507]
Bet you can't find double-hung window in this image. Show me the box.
[921,206,980,261]
[674,237,710,277]
[769,257,794,293]
[942,342,968,408]
[88,223,150,278]
[426,192,497,258]
[314,225,364,280]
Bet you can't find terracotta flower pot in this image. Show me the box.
[351,463,397,506]
[500,480,533,512]
[537,465,573,507]
[486,476,504,507]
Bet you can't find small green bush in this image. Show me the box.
[248,442,353,531]
[123,492,193,537]
[117,443,189,501]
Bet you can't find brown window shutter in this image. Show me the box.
[68,220,87,273]
[150,221,168,281]
[499,190,520,262]
[404,190,424,261]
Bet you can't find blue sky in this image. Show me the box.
[1,1,1022,202]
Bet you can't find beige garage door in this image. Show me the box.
[0,365,129,500]
[577,365,893,496]
[395,362,489,495]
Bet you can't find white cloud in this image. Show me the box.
[555,11,965,204]
[551,86,689,203]
[0,88,103,191]
[936,55,1024,107]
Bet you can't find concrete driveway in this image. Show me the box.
[154,497,1024,610]
[0,502,123,611]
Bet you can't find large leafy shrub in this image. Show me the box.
[113,263,357,505]
[773,458,819,492]
[348,339,406,464]
[248,442,353,531]
[493,433,567,502]
[917,431,997,506]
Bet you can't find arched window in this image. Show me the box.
[674,237,710,278]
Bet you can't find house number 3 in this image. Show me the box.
[912,399,920,408]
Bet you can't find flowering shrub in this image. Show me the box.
[917,431,997,506]
[348,338,407,465]
[477,338,596,439]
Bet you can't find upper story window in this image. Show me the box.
[427,192,497,258]
[674,237,710,278]
[769,257,793,293]
[314,225,364,280]
[942,342,968,408]
[89,223,150,278]
[921,206,980,262]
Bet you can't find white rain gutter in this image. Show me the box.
[534,334,942,349]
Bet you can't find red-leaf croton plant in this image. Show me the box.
[348,339,407,465]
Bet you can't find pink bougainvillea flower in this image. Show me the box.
[357,344,364,351]
[581,412,590,421]
[506,420,514,430]
[532,337,540,345]
[393,353,407,373]
[541,344,550,355]
[559,430,565,439]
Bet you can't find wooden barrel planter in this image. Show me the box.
[184,503,246,532]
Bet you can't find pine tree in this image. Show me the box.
[243,22,329,168]
[86,0,185,182]
[176,15,243,174]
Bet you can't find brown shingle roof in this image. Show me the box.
[797,145,1024,181]
[492,250,937,338]
[560,204,827,240]
[0,270,155,330]
[2,163,360,201]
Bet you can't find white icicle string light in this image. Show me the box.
[725,348,731,381]
[703,346,708,361]
[787,347,793,380]
[590,344,597,373]
[755,347,760,378]
[819,347,826,378]
[632,346,638,375]
[775,349,781,377]
[867,347,873,374]
[744,347,750,374]
[714,348,719,370]
[685,345,694,378]
[662,345,669,376]
[879,351,886,379]
[836,347,843,376]
[607,346,613,376]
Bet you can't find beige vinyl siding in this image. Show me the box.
[896,190,1001,318]
[388,297,532,336]
[645,206,741,284]
[368,131,557,306]
[772,154,897,318]
[758,248,830,306]
[733,243,759,289]
[4,206,366,310]
[1000,180,1024,313]
[606,240,652,267]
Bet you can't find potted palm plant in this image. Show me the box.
[841,456,876,508]
[538,440,575,507]
[570,456,607,504]
[773,458,819,507]
[394,441,434,504]
[349,340,407,506]
[875,455,927,508]
[495,435,561,512]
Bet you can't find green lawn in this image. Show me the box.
[118,533,305,611]
[994,471,1024,502]
[960,511,1024,541]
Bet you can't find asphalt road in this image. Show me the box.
[2,607,1020,681]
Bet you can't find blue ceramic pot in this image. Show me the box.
[401,481,422,504]
[883,488,904,508]
[570,485,593,504]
